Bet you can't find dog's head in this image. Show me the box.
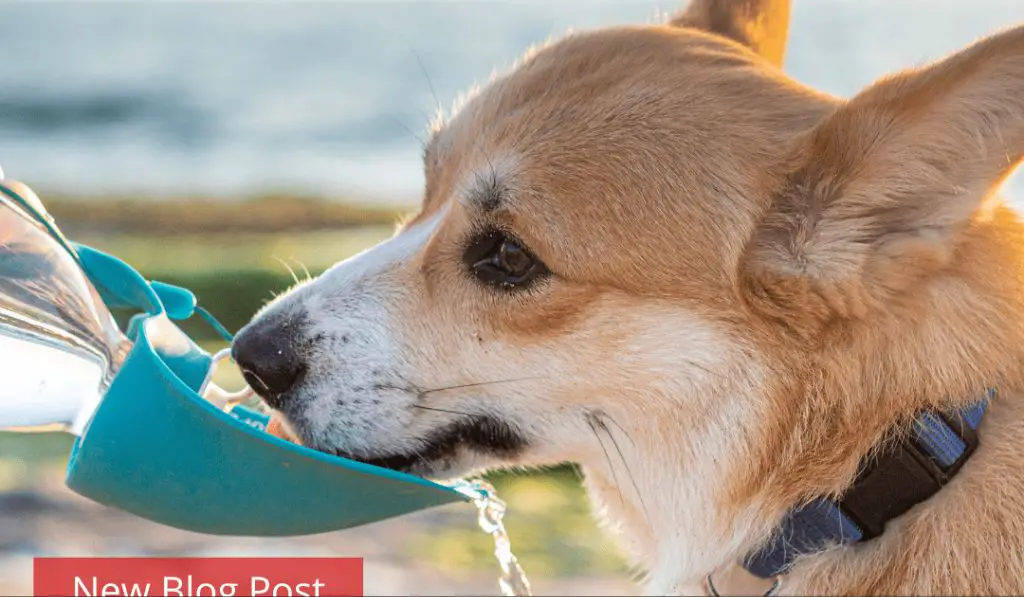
[232,0,803,476]
[233,0,1024,565]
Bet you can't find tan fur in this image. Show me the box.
[436,12,1024,592]
[254,2,1024,593]
[672,0,791,68]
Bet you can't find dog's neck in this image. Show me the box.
[583,397,1024,595]
[581,206,1024,595]
[779,391,1024,596]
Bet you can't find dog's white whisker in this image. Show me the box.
[284,256,312,282]
[272,256,300,285]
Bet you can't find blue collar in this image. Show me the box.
[743,389,993,579]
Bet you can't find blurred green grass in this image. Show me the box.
[46,193,405,236]
[73,227,396,275]
[75,227,397,340]
[1,198,630,578]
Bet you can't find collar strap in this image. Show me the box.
[743,390,993,579]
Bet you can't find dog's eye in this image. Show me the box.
[465,229,548,289]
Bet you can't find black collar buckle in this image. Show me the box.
[838,410,980,540]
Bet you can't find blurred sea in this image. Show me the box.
[0,0,1021,205]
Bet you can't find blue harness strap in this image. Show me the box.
[743,391,992,579]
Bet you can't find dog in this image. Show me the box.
[232,1,1024,593]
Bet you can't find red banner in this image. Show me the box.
[33,558,363,597]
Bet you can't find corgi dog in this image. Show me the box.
[232,1,1024,594]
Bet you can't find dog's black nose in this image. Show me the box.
[231,320,304,408]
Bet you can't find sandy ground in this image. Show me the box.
[0,467,637,596]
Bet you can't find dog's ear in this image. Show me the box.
[740,26,1024,339]
[671,0,790,68]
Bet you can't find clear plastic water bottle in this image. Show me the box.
[0,175,132,434]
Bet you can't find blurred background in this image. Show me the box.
[1,1,1022,595]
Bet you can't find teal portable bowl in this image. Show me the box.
[0,179,469,535]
